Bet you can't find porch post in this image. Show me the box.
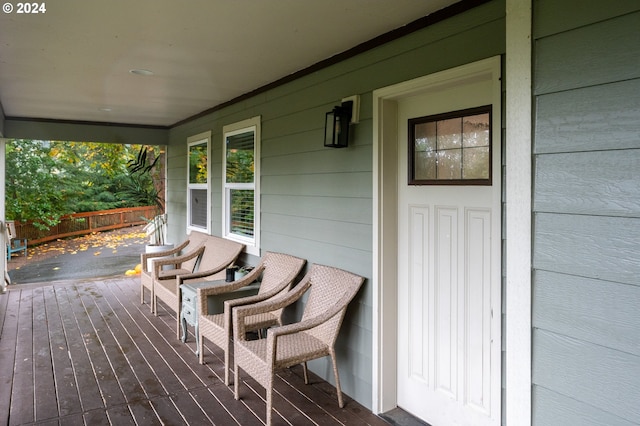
[1,138,7,292]
[505,0,532,425]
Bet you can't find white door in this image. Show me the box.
[396,69,501,426]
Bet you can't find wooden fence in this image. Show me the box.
[12,206,157,246]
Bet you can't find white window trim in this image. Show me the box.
[222,116,261,256]
[187,131,211,234]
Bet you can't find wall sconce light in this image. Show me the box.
[324,100,353,148]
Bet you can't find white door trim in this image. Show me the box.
[504,0,532,425]
[372,55,524,421]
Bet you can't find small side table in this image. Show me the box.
[180,280,260,355]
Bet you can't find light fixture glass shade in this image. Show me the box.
[324,101,352,148]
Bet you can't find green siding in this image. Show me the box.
[535,11,640,95]
[534,150,640,217]
[533,329,640,421]
[166,0,505,409]
[533,1,640,424]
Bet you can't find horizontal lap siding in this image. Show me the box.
[535,150,640,217]
[167,1,505,409]
[533,1,640,424]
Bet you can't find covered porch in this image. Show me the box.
[0,277,388,425]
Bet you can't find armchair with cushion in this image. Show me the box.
[197,251,306,385]
[232,264,364,425]
[140,230,209,311]
[153,235,244,339]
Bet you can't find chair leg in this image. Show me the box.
[224,338,231,386]
[302,361,309,384]
[266,373,274,426]
[330,350,344,408]
[234,363,240,400]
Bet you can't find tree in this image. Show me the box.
[6,140,66,230]
[5,140,164,230]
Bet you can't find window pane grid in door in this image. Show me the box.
[409,106,491,185]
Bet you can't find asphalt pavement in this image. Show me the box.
[6,226,147,285]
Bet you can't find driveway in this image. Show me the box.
[6,225,148,285]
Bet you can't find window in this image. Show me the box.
[187,131,211,233]
[223,116,260,255]
[409,105,492,185]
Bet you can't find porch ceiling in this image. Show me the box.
[0,0,458,127]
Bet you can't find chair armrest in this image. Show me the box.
[223,285,280,312]
[269,301,343,339]
[152,245,205,277]
[221,275,291,330]
[233,277,312,340]
[264,290,358,364]
[140,239,190,272]
[196,265,264,314]
[177,266,224,283]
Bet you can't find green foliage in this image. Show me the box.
[189,143,208,184]
[6,140,65,229]
[118,173,161,210]
[124,146,165,212]
[225,147,254,183]
[5,140,164,230]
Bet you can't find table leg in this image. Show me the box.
[181,314,187,343]
[195,322,199,356]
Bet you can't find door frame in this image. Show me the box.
[372,55,514,419]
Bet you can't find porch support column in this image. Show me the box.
[505,0,532,425]
[1,138,7,292]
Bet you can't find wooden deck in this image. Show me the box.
[0,277,389,425]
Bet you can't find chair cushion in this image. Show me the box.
[238,331,329,370]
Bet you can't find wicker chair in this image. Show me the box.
[140,231,208,312]
[197,252,306,385]
[232,264,364,425]
[153,236,244,339]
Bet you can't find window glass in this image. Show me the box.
[226,132,254,184]
[189,143,208,184]
[222,116,261,255]
[187,132,210,232]
[409,106,491,185]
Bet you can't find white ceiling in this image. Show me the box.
[0,0,458,127]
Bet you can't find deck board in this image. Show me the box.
[57,285,105,413]
[0,277,389,425]
[11,288,35,424]
[33,287,59,421]
[43,285,82,418]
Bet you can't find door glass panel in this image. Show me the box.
[409,106,491,185]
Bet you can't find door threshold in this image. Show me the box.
[380,408,431,426]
